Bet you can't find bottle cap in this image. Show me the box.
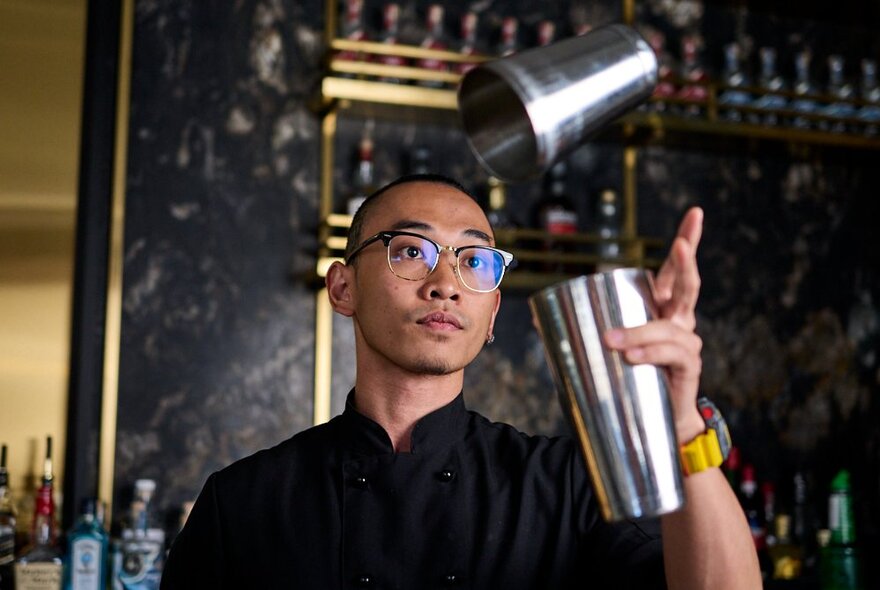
[79,497,97,516]
[725,446,741,470]
[774,514,791,539]
[830,469,850,491]
[135,479,157,493]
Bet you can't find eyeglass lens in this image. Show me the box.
[387,234,504,292]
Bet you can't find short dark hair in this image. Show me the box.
[344,173,478,262]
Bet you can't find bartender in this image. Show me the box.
[162,174,760,589]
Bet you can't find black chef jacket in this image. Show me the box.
[162,391,665,589]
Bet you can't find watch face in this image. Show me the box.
[698,397,732,460]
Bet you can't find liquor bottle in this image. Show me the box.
[645,29,676,112]
[718,42,752,123]
[536,20,555,48]
[751,47,788,126]
[346,130,376,216]
[791,50,819,129]
[739,465,767,551]
[821,56,856,134]
[336,0,368,75]
[821,470,862,589]
[406,145,432,176]
[676,34,710,118]
[792,471,810,546]
[573,22,593,36]
[456,12,479,77]
[497,17,519,57]
[116,480,164,590]
[415,4,449,88]
[64,499,108,590]
[595,189,622,271]
[762,481,777,546]
[14,437,62,590]
[485,176,514,232]
[769,514,803,580]
[722,445,741,491]
[375,4,407,84]
[0,445,16,590]
[535,161,578,273]
[857,59,880,136]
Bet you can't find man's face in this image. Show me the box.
[346,181,501,377]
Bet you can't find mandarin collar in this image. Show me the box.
[339,389,468,456]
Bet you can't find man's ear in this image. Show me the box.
[487,289,501,336]
[326,261,355,317]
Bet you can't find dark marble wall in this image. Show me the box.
[115,0,879,578]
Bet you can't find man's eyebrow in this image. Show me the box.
[388,220,492,244]
[389,219,432,232]
[463,228,492,244]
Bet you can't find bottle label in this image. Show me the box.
[72,537,103,589]
[378,54,406,68]
[0,523,14,565]
[829,492,855,544]
[543,210,577,234]
[13,562,62,590]
[117,535,164,590]
[417,41,447,72]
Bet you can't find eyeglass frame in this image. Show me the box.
[344,230,515,293]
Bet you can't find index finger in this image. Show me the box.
[655,207,703,301]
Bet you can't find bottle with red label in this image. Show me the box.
[644,28,677,112]
[762,481,777,546]
[535,161,578,273]
[456,11,480,77]
[595,188,622,271]
[347,128,376,216]
[336,0,368,75]
[497,16,519,57]
[677,33,709,117]
[536,20,555,48]
[14,437,62,590]
[375,3,407,84]
[739,465,768,552]
[416,4,449,88]
[723,445,742,491]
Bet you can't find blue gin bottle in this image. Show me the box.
[791,50,819,129]
[857,59,880,136]
[718,42,752,122]
[116,479,164,590]
[821,55,856,133]
[64,499,108,590]
[751,47,787,126]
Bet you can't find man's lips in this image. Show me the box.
[416,311,463,330]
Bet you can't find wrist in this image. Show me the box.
[676,410,705,443]
[678,397,733,477]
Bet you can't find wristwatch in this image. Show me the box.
[679,397,732,476]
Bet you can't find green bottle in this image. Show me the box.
[821,470,862,590]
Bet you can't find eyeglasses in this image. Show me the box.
[345,230,515,293]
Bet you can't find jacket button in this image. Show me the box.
[437,470,455,482]
[443,574,460,585]
[352,476,369,489]
[354,574,373,586]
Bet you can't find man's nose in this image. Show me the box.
[421,250,460,300]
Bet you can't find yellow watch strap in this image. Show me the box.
[680,428,724,476]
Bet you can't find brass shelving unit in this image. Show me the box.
[311,14,880,423]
